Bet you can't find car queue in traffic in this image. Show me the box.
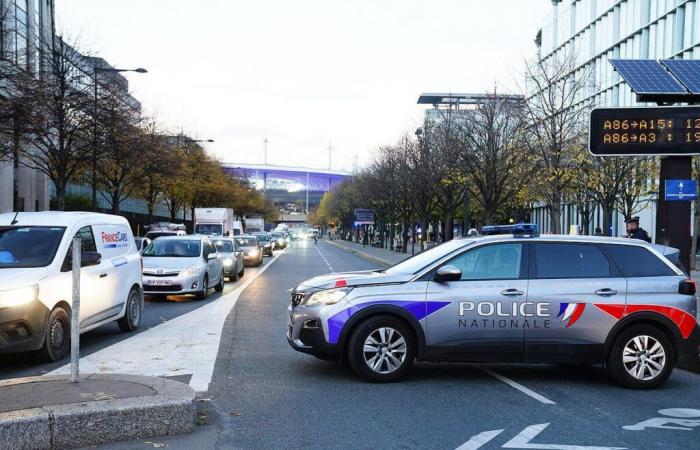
[0,211,282,364]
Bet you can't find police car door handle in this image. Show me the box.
[501,288,524,296]
[595,288,617,296]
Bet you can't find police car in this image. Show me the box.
[0,212,143,362]
[288,229,699,388]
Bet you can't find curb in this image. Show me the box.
[0,374,196,450]
[325,240,407,267]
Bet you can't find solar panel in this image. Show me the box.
[609,59,688,94]
[661,59,700,94]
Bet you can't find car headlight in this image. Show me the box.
[182,265,203,276]
[0,285,38,308]
[223,258,233,266]
[304,287,352,306]
[248,248,259,256]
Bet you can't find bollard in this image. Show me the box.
[70,237,81,383]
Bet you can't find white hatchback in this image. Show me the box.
[0,212,143,362]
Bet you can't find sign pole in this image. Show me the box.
[655,156,693,270]
[70,237,81,383]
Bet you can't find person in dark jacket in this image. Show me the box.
[594,227,604,236]
[625,217,651,242]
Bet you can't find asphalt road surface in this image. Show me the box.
[0,256,276,381]
[96,239,700,450]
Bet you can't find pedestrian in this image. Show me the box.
[624,217,651,242]
[594,226,604,236]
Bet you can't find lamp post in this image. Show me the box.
[92,66,147,209]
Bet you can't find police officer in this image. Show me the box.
[625,216,651,242]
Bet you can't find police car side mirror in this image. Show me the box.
[435,265,461,283]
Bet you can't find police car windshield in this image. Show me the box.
[0,226,66,268]
[384,239,472,275]
[142,240,201,257]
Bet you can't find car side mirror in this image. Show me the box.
[434,265,461,283]
[81,251,102,268]
[207,252,218,260]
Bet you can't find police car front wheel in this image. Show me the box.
[347,315,415,382]
[607,324,675,389]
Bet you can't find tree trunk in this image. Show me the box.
[444,212,454,241]
[389,222,395,251]
[549,196,562,234]
[602,202,614,237]
[56,182,66,211]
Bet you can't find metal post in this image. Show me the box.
[70,237,81,383]
[92,67,98,209]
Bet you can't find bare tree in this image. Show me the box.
[521,50,592,233]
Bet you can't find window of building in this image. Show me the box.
[14,0,29,67]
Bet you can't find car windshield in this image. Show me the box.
[214,240,234,252]
[0,226,66,268]
[145,231,177,240]
[253,234,270,242]
[195,224,223,236]
[236,237,257,246]
[271,233,284,239]
[384,239,473,275]
[142,239,201,257]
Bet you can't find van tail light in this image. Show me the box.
[679,279,696,296]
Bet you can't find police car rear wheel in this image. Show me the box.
[37,306,70,362]
[347,316,415,382]
[608,324,674,389]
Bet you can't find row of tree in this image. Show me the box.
[311,52,658,248]
[0,32,273,223]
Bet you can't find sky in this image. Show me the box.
[55,0,553,172]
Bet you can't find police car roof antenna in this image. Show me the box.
[10,211,19,225]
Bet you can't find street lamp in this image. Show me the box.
[91,66,148,209]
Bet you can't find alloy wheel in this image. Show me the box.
[622,335,666,381]
[363,327,407,374]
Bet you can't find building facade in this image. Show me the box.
[532,0,700,236]
[0,0,55,213]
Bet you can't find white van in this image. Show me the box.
[0,212,143,362]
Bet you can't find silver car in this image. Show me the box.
[288,231,700,388]
[213,237,245,281]
[142,235,224,300]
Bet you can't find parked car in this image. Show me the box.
[288,230,699,388]
[0,212,143,362]
[270,231,287,250]
[142,235,224,300]
[251,232,274,256]
[213,237,245,281]
[235,235,263,267]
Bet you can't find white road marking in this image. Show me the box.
[501,423,626,450]
[49,249,286,393]
[479,366,556,405]
[455,429,504,450]
[315,243,334,272]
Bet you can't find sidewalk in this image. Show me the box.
[327,239,414,267]
[0,374,196,449]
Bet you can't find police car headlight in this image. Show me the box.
[182,266,203,276]
[223,258,233,267]
[304,287,352,306]
[0,285,38,308]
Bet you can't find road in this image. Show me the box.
[89,239,700,450]
[0,256,276,381]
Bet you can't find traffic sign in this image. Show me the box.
[664,179,697,201]
[589,106,700,156]
[354,209,374,225]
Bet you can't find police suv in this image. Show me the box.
[0,212,143,362]
[288,229,699,388]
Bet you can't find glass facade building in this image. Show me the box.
[532,0,700,236]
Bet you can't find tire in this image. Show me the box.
[238,266,245,279]
[230,268,239,282]
[195,275,209,300]
[215,271,225,292]
[117,288,142,332]
[607,324,675,389]
[347,315,416,383]
[36,306,71,362]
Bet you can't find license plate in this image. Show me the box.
[148,279,172,286]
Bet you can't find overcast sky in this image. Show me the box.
[56,0,552,172]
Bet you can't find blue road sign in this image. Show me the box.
[665,179,697,201]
